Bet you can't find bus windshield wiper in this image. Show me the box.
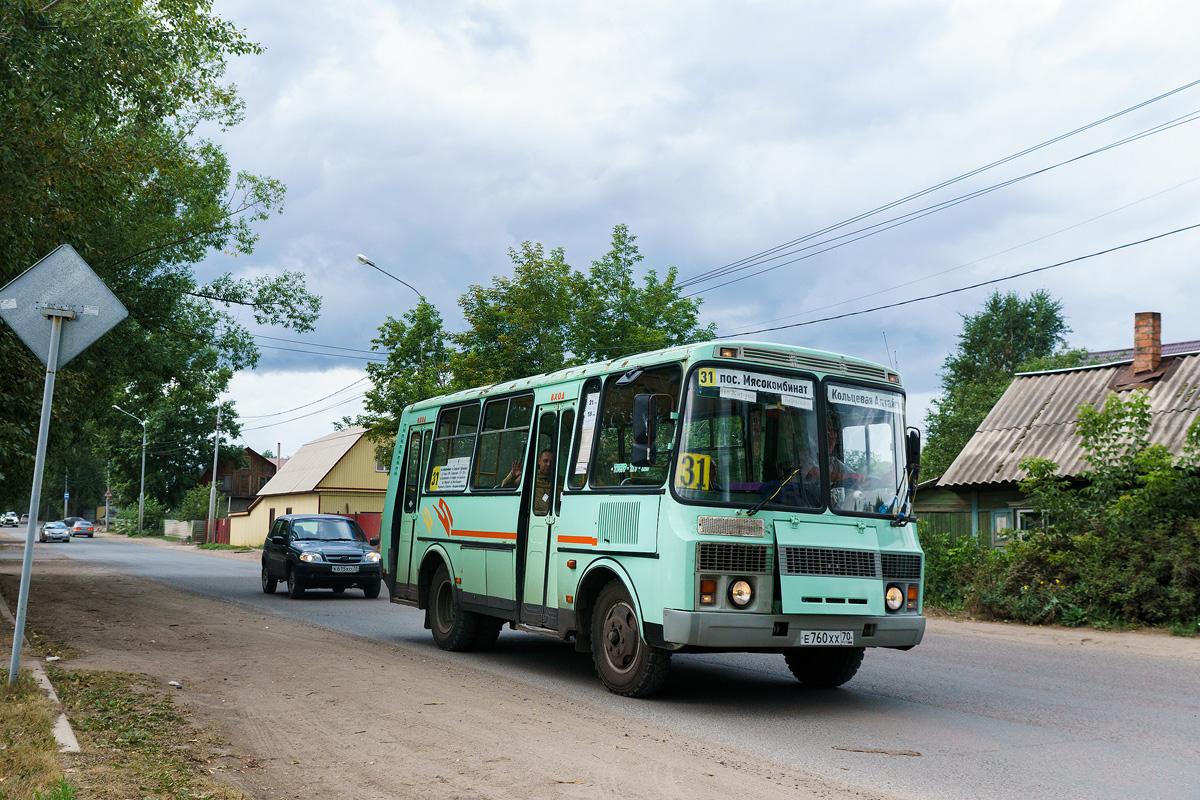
[740,467,804,516]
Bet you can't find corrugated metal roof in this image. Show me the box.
[257,427,367,496]
[1087,339,1200,364]
[938,353,1200,488]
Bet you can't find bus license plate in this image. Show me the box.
[331,565,358,573]
[799,630,853,646]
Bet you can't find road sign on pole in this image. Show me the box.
[1,244,128,685]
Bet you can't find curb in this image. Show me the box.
[0,579,81,753]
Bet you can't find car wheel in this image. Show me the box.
[39,535,45,543]
[286,566,306,599]
[362,578,382,599]
[261,565,278,594]
[782,647,865,688]
[590,580,671,697]
[428,563,481,651]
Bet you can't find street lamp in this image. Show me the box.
[355,254,424,301]
[112,405,146,535]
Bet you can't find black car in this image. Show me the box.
[261,514,382,599]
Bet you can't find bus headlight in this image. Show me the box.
[885,585,904,611]
[729,579,753,608]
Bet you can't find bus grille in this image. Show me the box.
[780,546,880,578]
[697,516,765,537]
[881,553,923,581]
[697,543,771,574]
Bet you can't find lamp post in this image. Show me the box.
[112,405,146,535]
[355,254,423,301]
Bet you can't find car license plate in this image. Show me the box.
[799,630,854,646]
[331,565,359,573]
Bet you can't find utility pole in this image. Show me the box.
[207,403,222,544]
[63,471,68,519]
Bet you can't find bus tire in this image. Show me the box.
[590,580,671,697]
[783,646,865,688]
[428,564,480,651]
[470,616,504,651]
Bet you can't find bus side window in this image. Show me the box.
[403,431,422,513]
[428,403,481,492]
[592,364,682,488]
[555,410,574,514]
[568,379,602,489]
[471,394,533,490]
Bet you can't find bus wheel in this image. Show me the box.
[783,647,865,688]
[428,564,480,651]
[590,580,671,697]
[470,616,504,651]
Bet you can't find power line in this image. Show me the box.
[240,393,367,432]
[252,333,383,356]
[241,377,370,419]
[680,77,1200,290]
[718,222,1200,339]
[256,343,387,362]
[730,174,1200,331]
[683,108,1200,296]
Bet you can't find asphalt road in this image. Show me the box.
[9,532,1200,799]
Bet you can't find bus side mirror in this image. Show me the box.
[906,428,921,473]
[632,393,671,468]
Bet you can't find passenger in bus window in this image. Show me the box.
[498,460,522,489]
[533,448,554,515]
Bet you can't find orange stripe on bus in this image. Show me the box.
[557,535,597,545]
[450,529,518,540]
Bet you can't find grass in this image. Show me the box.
[0,668,68,800]
[196,543,255,552]
[52,668,249,799]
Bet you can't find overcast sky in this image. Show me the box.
[200,0,1200,458]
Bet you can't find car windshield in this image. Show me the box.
[675,368,908,516]
[291,519,362,541]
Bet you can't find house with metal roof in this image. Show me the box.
[227,427,390,547]
[918,313,1200,544]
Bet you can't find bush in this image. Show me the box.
[984,391,1200,630]
[114,497,166,536]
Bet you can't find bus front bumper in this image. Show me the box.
[661,609,925,650]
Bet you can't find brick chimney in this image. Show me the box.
[1133,312,1161,374]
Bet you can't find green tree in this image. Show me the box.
[452,241,574,387]
[0,0,320,508]
[569,224,715,363]
[351,298,452,464]
[176,484,228,522]
[922,290,1082,478]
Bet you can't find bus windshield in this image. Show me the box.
[675,367,907,516]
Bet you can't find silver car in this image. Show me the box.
[1,511,18,527]
[39,521,71,543]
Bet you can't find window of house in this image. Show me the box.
[591,364,682,488]
[1015,508,1040,533]
[991,509,1013,545]
[222,475,231,490]
[428,403,481,492]
[471,394,533,490]
[375,459,388,473]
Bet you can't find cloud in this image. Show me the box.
[200,0,1200,438]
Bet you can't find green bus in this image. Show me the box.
[380,340,924,696]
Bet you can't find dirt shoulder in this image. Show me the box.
[0,548,893,800]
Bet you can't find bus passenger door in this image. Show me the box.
[393,427,431,601]
[519,405,573,627]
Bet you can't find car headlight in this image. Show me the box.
[885,585,904,611]
[299,552,323,563]
[363,551,381,563]
[728,578,754,608]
